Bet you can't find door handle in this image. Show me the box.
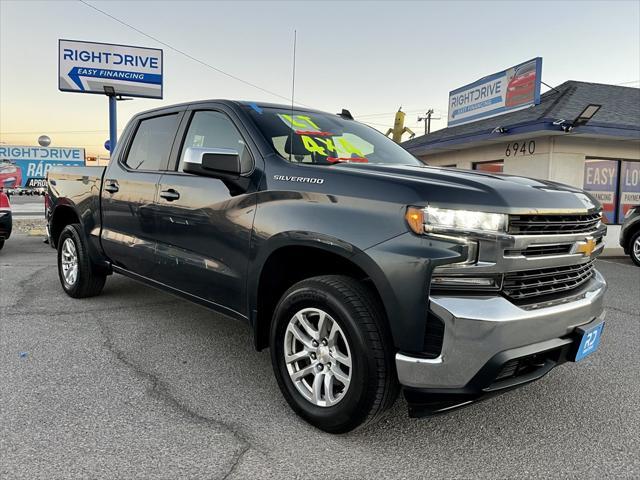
[160,189,180,201]
[104,180,119,193]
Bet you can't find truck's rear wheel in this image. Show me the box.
[57,224,106,298]
[270,275,398,433]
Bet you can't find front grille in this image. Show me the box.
[503,261,595,300]
[508,213,601,235]
[505,243,573,257]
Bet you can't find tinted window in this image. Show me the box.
[124,114,179,171]
[179,111,252,172]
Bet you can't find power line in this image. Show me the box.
[77,0,311,106]
[616,80,639,86]
[357,109,426,118]
[358,107,449,119]
[0,130,114,134]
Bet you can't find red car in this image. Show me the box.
[505,62,537,107]
[0,160,22,188]
[0,190,11,250]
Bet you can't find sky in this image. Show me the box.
[1,0,639,156]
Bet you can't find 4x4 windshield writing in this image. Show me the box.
[244,106,421,167]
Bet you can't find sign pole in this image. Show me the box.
[108,94,117,153]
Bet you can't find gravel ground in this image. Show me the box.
[1,235,638,479]
[11,218,46,234]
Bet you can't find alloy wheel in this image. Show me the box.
[284,308,352,407]
[61,237,79,287]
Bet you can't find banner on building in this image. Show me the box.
[448,58,542,127]
[619,161,640,220]
[0,146,85,189]
[583,159,618,224]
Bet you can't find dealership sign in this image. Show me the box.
[0,146,85,188]
[583,159,617,224]
[448,58,542,127]
[619,161,640,220]
[58,39,163,99]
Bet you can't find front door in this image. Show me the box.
[153,108,260,315]
[101,111,182,277]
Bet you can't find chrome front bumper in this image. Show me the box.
[396,270,607,389]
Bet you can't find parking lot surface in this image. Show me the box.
[1,235,638,479]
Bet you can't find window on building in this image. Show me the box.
[473,160,504,173]
[583,158,640,224]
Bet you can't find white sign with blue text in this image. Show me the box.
[448,58,542,127]
[58,39,163,99]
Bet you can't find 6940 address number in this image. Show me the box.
[505,140,535,157]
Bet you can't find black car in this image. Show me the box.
[46,100,608,433]
[619,205,640,266]
[0,190,12,250]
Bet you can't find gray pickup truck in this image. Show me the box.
[46,100,607,432]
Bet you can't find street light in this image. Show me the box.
[558,104,602,132]
[573,104,601,127]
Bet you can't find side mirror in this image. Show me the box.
[183,147,241,178]
[182,147,250,195]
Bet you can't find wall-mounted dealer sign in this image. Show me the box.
[58,39,163,99]
[0,146,85,189]
[448,58,542,127]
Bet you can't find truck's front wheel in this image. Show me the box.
[270,275,398,433]
[57,224,106,298]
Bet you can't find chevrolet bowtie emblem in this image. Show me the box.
[575,238,597,256]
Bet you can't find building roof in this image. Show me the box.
[402,81,640,156]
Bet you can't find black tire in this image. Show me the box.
[0,239,4,250]
[57,223,106,298]
[630,230,640,267]
[270,275,398,433]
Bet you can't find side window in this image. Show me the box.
[179,111,252,172]
[124,114,179,171]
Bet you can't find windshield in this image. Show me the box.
[243,105,422,167]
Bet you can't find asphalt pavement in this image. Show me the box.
[1,235,638,479]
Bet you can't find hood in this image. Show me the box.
[333,163,601,215]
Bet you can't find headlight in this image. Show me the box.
[624,207,637,219]
[405,206,507,235]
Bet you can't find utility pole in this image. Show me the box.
[417,109,440,135]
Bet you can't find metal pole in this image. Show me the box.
[108,95,117,153]
[426,109,434,135]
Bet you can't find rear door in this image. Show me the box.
[101,109,184,277]
[152,105,261,315]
